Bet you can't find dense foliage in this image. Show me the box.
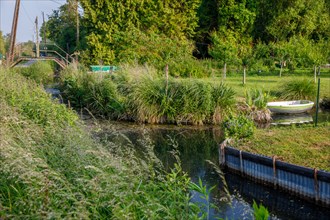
[40,0,329,77]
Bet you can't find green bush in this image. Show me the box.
[222,114,255,140]
[16,61,54,84]
[281,79,316,100]
[61,67,123,118]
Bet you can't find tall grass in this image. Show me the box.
[60,66,123,118]
[60,64,236,124]
[15,61,54,84]
[280,79,316,100]
[0,68,202,218]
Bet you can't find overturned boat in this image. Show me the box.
[267,100,314,114]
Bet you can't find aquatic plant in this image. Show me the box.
[253,201,269,220]
[60,67,123,118]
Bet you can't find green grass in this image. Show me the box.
[236,125,330,171]
[209,75,330,100]
[0,68,203,219]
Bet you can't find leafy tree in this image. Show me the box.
[79,0,201,65]
[266,0,330,42]
[194,0,219,58]
[209,0,256,78]
[41,1,83,54]
[209,32,239,78]
[0,31,5,56]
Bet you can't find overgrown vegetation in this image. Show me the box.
[0,68,205,218]
[15,61,54,84]
[60,65,236,125]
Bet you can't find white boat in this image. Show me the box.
[267,100,314,114]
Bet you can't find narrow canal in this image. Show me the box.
[90,120,330,219]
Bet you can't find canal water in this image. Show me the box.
[91,121,330,220]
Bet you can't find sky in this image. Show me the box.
[0,0,66,42]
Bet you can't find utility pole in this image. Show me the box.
[35,16,40,58]
[8,0,21,65]
[76,0,79,48]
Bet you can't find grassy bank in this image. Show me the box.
[235,124,330,171]
[60,65,236,125]
[0,68,202,218]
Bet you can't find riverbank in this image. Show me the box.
[235,124,330,171]
[0,68,200,219]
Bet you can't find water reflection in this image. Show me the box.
[93,121,330,219]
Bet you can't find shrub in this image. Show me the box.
[61,67,123,118]
[16,61,54,84]
[280,79,316,100]
[222,114,255,140]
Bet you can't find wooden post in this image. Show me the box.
[243,67,246,85]
[35,17,40,58]
[315,78,320,127]
[314,66,317,83]
[223,62,227,79]
[8,0,21,64]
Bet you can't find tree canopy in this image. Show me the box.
[40,0,329,73]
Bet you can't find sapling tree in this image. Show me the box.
[209,32,238,79]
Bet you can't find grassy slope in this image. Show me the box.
[0,68,194,219]
[236,125,330,171]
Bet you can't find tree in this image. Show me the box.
[0,31,5,56]
[209,0,256,78]
[41,1,83,54]
[209,32,239,79]
[79,0,201,65]
[271,41,290,77]
[266,0,330,42]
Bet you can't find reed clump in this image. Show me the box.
[280,79,316,100]
[60,64,236,125]
[0,68,200,219]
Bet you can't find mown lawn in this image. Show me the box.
[204,75,330,100]
[235,124,330,171]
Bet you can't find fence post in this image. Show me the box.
[315,78,320,127]
[314,168,319,203]
[272,156,277,189]
[239,150,244,175]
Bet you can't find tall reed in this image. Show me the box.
[281,79,316,100]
